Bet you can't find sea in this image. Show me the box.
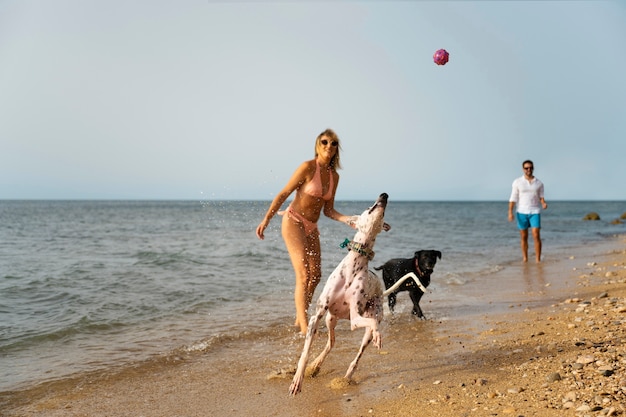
[1,199,625,393]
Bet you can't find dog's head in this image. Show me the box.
[414,250,442,275]
[353,193,388,243]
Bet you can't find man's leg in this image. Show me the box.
[531,228,542,263]
[519,229,529,262]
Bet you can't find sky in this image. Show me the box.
[1,1,625,201]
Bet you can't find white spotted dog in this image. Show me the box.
[289,193,390,396]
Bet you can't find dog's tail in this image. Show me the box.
[373,265,383,271]
[381,272,428,297]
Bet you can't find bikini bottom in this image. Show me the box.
[280,205,318,237]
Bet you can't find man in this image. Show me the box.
[508,160,548,263]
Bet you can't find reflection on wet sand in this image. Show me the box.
[522,262,547,294]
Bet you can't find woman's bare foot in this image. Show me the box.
[294,320,307,335]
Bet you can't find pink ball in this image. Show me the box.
[433,49,449,66]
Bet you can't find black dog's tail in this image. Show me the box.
[373,265,383,270]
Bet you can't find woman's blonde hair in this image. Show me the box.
[314,128,342,170]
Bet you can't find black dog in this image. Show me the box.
[374,250,442,318]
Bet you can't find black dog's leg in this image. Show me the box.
[408,290,425,318]
[387,292,397,313]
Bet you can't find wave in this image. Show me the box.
[133,250,210,267]
[0,316,129,354]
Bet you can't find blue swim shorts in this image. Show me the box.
[516,212,541,230]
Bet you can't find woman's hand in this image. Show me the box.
[345,216,358,229]
[256,220,269,240]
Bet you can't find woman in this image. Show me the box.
[256,129,356,334]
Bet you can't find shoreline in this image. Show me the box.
[2,235,625,417]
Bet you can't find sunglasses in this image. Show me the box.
[321,139,338,147]
[523,166,534,170]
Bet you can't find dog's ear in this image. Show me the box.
[414,251,422,258]
[435,251,442,259]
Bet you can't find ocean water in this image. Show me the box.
[0,199,624,392]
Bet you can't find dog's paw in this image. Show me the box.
[305,364,321,378]
[372,331,382,349]
[288,378,303,396]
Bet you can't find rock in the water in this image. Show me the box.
[583,212,601,221]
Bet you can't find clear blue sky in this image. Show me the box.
[1,1,624,201]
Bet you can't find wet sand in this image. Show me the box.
[2,236,625,417]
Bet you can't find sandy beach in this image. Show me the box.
[2,236,625,417]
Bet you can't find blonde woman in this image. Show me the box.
[256,129,357,334]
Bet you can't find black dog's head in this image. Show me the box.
[414,250,442,275]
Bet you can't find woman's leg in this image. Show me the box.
[282,214,311,334]
[303,232,322,308]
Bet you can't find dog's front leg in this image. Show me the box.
[349,307,381,347]
[409,289,426,319]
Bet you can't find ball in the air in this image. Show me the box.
[433,49,449,66]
